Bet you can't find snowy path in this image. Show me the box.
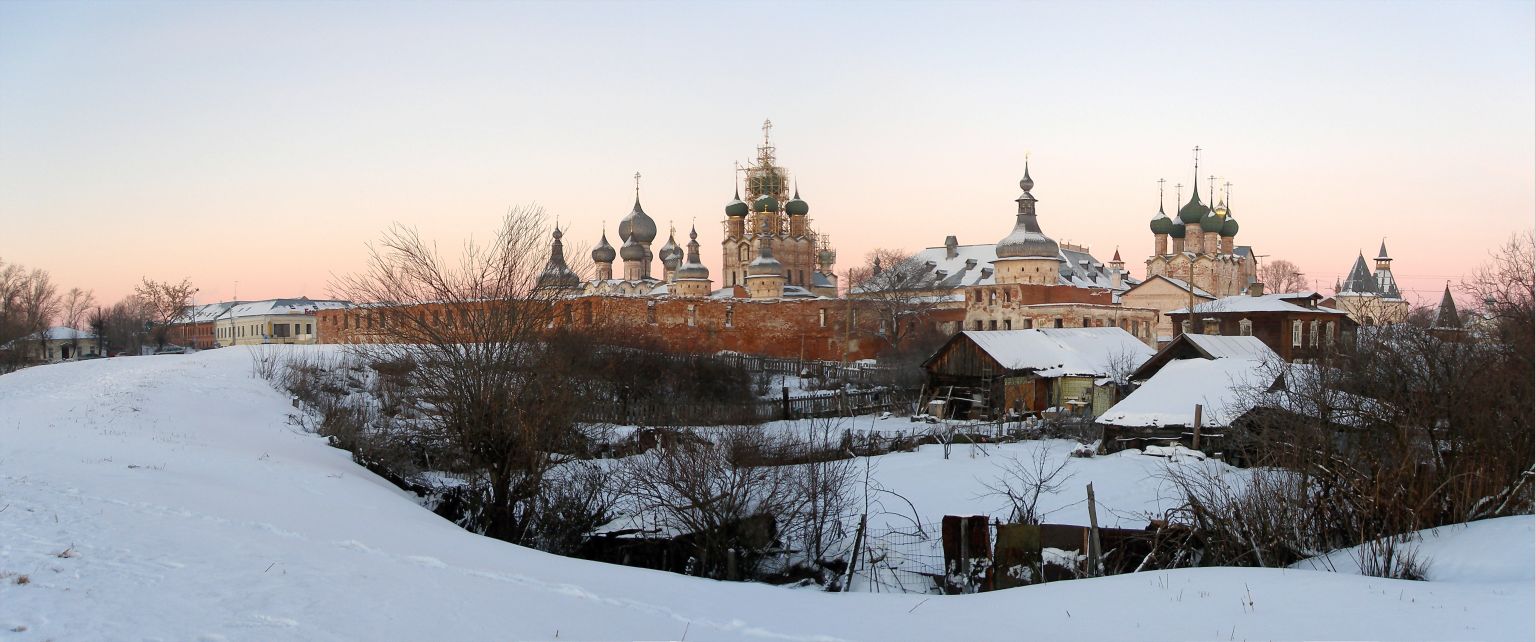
[0,347,1529,641]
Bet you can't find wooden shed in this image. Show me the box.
[921,328,1156,419]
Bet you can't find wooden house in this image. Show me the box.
[1166,289,1357,363]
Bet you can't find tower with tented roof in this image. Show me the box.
[1330,240,1408,325]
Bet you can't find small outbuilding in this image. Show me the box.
[921,327,1156,419]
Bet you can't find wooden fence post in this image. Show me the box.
[842,514,867,592]
[1086,482,1103,578]
[1192,403,1203,450]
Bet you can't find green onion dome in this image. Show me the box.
[753,194,779,213]
[724,189,749,217]
[1177,191,1209,225]
[1200,209,1224,233]
[784,190,809,216]
[1150,207,1174,234]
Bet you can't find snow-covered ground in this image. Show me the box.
[1,346,1530,641]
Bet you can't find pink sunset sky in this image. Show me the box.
[2,1,1531,309]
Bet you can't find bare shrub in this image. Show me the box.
[981,445,1075,525]
[618,425,856,581]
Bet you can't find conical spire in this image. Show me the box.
[1340,251,1378,294]
[1376,240,1391,261]
[1433,283,1462,329]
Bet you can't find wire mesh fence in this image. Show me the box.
[852,521,948,594]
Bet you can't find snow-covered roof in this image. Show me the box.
[181,302,240,323]
[1127,275,1216,299]
[3,326,96,349]
[1098,357,1278,428]
[220,298,351,319]
[955,327,1155,378]
[1170,292,1349,316]
[1182,334,1278,360]
[852,241,1136,294]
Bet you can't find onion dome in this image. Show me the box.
[1220,215,1239,237]
[1169,222,1186,239]
[995,163,1060,259]
[724,187,749,218]
[619,236,646,262]
[1150,204,1174,234]
[1177,188,1209,225]
[536,227,582,288]
[818,247,836,265]
[618,197,657,244]
[1200,209,1224,233]
[659,231,683,269]
[753,194,779,213]
[591,231,616,263]
[784,188,809,216]
[675,226,711,280]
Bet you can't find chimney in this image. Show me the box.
[980,267,994,278]
[1248,282,1265,297]
[944,235,959,259]
[964,258,977,270]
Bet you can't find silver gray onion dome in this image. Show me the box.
[659,232,683,268]
[618,198,658,244]
[619,236,646,262]
[591,231,616,263]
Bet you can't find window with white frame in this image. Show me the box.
[1292,320,1303,347]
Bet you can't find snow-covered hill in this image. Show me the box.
[1,347,1529,641]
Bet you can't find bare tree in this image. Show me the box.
[1258,259,1310,293]
[134,277,198,349]
[1464,231,1534,358]
[330,204,595,543]
[61,287,96,356]
[0,264,62,363]
[846,248,956,390]
[89,297,150,356]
